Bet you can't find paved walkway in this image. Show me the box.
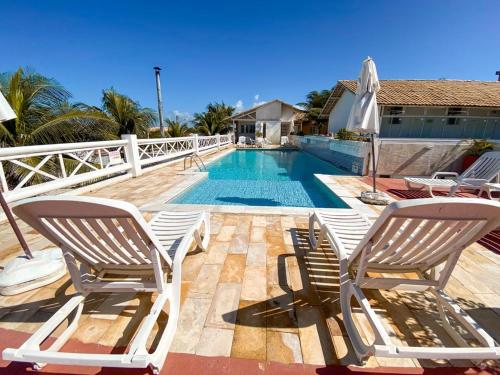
[0,151,498,374]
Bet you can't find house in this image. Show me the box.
[319,80,500,139]
[229,100,306,144]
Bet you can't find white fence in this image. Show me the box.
[0,134,232,203]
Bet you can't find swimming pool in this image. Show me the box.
[171,150,350,208]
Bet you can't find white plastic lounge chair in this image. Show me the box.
[2,196,210,374]
[404,151,500,197]
[478,182,500,201]
[309,198,500,362]
[280,136,289,146]
[237,136,246,148]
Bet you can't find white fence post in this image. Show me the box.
[193,134,199,154]
[122,134,142,177]
[216,134,221,150]
[0,161,8,192]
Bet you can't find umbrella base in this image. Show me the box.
[359,191,390,205]
[0,248,66,295]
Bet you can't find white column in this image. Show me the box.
[121,134,142,177]
[193,134,199,154]
[216,133,221,149]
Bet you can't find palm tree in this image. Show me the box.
[0,68,115,147]
[193,102,234,135]
[101,88,156,138]
[165,119,191,137]
[297,89,331,123]
[0,68,118,188]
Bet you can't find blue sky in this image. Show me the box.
[1,0,499,122]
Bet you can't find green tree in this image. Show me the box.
[100,88,156,138]
[297,89,331,123]
[165,119,191,137]
[0,68,118,187]
[193,102,234,135]
[0,67,114,147]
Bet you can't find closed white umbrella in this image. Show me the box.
[0,91,16,122]
[346,57,382,195]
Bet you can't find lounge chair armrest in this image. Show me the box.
[431,172,459,179]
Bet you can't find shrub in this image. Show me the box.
[336,128,356,140]
[467,139,494,156]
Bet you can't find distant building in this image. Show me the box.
[229,100,306,144]
[319,80,500,139]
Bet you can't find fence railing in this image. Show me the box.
[137,136,196,167]
[0,133,233,203]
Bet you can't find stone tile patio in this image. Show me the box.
[0,148,499,373]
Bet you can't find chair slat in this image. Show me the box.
[370,219,422,263]
[383,219,436,264]
[116,218,153,258]
[43,218,103,265]
[101,218,150,264]
[82,218,134,264]
[371,218,406,256]
[405,220,469,265]
[395,220,446,264]
[70,219,123,265]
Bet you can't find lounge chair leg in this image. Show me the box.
[194,213,210,251]
[448,185,459,197]
[308,214,324,250]
[432,289,496,348]
[339,281,373,362]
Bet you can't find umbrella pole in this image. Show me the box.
[371,133,377,193]
[0,187,33,259]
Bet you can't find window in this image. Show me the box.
[447,107,465,125]
[389,106,404,115]
[389,106,403,125]
[239,124,255,133]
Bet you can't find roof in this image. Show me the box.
[318,80,500,119]
[229,99,306,120]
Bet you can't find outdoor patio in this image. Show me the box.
[0,150,498,374]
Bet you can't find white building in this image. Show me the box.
[229,100,306,145]
[319,80,500,140]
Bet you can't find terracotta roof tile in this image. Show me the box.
[319,80,500,119]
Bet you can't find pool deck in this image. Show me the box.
[0,147,499,374]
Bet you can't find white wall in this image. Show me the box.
[281,105,295,122]
[328,91,355,134]
[256,101,281,121]
[266,121,282,144]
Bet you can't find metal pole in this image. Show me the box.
[0,186,33,259]
[154,67,165,137]
[371,133,377,193]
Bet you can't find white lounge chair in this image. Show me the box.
[237,136,246,148]
[3,196,210,374]
[478,182,500,201]
[280,136,289,146]
[309,198,500,362]
[404,151,500,197]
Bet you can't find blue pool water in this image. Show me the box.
[171,150,350,208]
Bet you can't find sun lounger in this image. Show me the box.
[309,198,500,362]
[237,136,247,148]
[2,196,210,373]
[404,151,500,197]
[478,182,500,200]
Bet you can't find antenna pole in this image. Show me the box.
[154,67,165,137]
